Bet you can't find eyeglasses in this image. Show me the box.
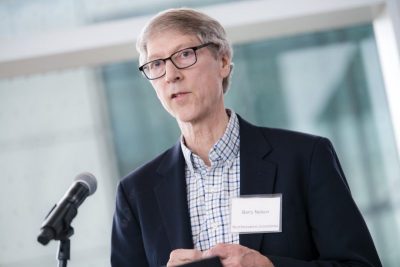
[138,42,214,80]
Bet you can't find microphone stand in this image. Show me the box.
[58,238,70,267]
[56,227,74,267]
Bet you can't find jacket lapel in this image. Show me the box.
[154,141,194,250]
[238,116,277,251]
[152,116,277,252]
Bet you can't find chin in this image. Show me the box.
[176,115,193,123]
[174,113,198,124]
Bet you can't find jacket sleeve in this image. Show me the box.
[269,138,382,267]
[111,182,149,267]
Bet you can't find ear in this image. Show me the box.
[220,54,232,78]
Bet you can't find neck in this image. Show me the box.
[178,108,229,166]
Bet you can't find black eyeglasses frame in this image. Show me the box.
[138,42,216,80]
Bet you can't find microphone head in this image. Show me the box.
[75,172,97,195]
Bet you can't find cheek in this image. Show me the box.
[196,68,220,86]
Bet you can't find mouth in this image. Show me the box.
[171,92,190,99]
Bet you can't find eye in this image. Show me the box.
[182,50,193,58]
[177,49,195,59]
[142,64,149,71]
[148,60,163,69]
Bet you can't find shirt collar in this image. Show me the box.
[181,110,240,171]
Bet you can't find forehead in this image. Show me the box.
[146,31,200,60]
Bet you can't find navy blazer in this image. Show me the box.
[111,116,382,267]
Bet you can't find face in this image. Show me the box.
[144,30,231,124]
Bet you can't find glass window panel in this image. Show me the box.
[0,0,243,38]
[0,68,117,267]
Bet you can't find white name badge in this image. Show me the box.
[230,194,282,234]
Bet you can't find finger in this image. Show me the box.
[170,249,202,258]
[168,249,203,265]
[207,243,232,259]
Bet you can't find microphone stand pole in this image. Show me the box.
[57,238,70,267]
[56,226,74,267]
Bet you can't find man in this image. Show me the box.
[111,8,382,267]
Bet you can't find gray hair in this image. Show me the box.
[136,8,234,93]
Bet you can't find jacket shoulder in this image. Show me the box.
[238,114,324,141]
[262,126,323,144]
[263,126,332,155]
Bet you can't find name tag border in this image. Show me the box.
[229,193,282,234]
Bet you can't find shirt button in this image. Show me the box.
[209,185,219,193]
[210,222,219,230]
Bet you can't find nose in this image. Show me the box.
[164,59,182,82]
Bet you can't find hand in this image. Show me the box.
[167,249,203,267]
[204,243,274,267]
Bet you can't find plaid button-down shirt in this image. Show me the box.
[181,110,240,251]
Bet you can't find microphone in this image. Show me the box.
[37,172,97,245]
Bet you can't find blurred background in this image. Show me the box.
[1,0,400,266]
